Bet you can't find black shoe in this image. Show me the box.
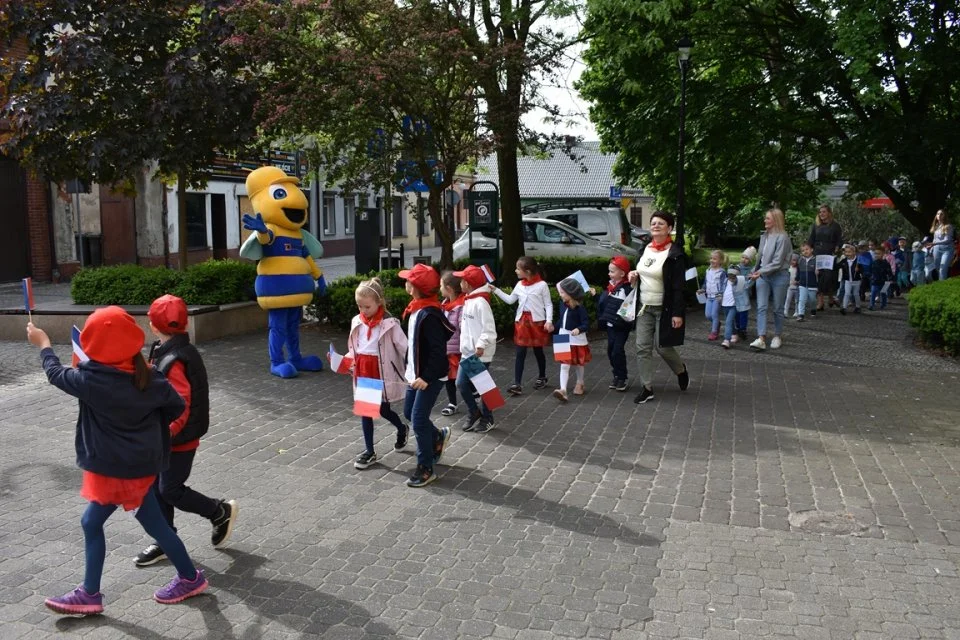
[608,377,618,389]
[614,378,628,392]
[738,329,748,340]
[462,410,482,432]
[211,500,239,548]
[810,310,816,317]
[134,543,167,567]
[533,377,548,390]
[474,416,495,433]
[634,387,655,404]
[354,450,378,470]
[854,308,861,314]
[406,464,436,488]
[839,308,846,315]
[395,425,409,450]
[506,384,523,396]
[433,427,451,464]
[677,366,689,391]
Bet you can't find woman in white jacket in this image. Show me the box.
[453,265,498,432]
[493,256,553,395]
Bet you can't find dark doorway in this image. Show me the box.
[0,157,31,281]
[210,194,228,259]
[99,186,137,265]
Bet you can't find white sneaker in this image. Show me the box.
[721,340,731,349]
[749,337,766,350]
[770,336,782,349]
[730,334,740,343]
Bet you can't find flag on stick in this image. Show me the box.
[460,355,505,411]
[552,334,572,363]
[22,277,34,322]
[480,264,495,283]
[71,325,89,367]
[328,343,354,375]
[353,377,383,417]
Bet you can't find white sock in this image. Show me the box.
[559,364,570,392]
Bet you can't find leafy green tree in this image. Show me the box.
[578,0,960,235]
[1,0,256,269]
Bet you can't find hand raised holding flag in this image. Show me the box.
[26,322,51,349]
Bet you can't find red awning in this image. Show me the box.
[862,197,894,209]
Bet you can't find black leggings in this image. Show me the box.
[445,379,458,406]
[514,346,546,385]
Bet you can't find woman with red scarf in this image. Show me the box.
[594,255,635,391]
[627,211,690,405]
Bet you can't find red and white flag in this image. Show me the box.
[353,377,383,417]
[552,334,572,363]
[71,325,89,368]
[461,355,505,411]
[480,264,495,283]
[328,343,353,375]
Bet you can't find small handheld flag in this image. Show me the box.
[353,377,383,417]
[566,270,589,293]
[684,267,698,281]
[460,355,505,411]
[480,264,495,283]
[553,333,572,363]
[71,325,89,367]
[22,277,34,322]
[328,343,354,375]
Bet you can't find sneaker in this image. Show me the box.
[707,332,719,341]
[440,403,458,416]
[134,544,167,567]
[633,387,655,404]
[406,464,436,488]
[354,450,378,470]
[211,500,239,548]
[506,384,523,396]
[730,334,740,343]
[721,339,730,349]
[608,377,618,389]
[433,426,451,464]
[395,424,409,450]
[474,416,495,433]
[154,570,208,604]
[840,308,847,315]
[677,366,690,391]
[614,378,628,392]
[44,586,104,615]
[770,336,782,349]
[573,383,585,396]
[462,411,482,432]
[533,377,548,390]
[810,310,816,317]
[553,388,568,403]
[797,315,805,322]
[749,337,766,350]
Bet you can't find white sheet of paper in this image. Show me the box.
[567,270,589,292]
[685,267,698,281]
[568,333,588,346]
[816,255,835,270]
[696,292,707,305]
[880,281,891,294]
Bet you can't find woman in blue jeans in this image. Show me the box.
[928,209,955,282]
[749,208,793,351]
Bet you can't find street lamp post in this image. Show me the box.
[676,36,693,254]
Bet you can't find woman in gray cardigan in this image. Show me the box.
[749,208,793,350]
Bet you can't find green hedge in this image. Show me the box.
[908,278,960,354]
[71,260,257,306]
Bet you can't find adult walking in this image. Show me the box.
[928,209,955,281]
[627,211,689,404]
[808,203,843,311]
[749,208,793,351]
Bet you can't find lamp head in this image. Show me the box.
[677,36,693,61]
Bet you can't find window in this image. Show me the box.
[577,213,609,237]
[322,192,336,236]
[392,196,405,237]
[185,193,208,249]
[343,195,355,235]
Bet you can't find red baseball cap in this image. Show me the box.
[452,265,486,288]
[610,256,631,274]
[398,263,440,296]
[148,294,189,334]
[81,306,145,367]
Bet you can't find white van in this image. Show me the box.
[521,202,639,251]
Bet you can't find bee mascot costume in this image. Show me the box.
[240,166,327,378]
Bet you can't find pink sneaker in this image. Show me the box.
[154,570,208,604]
[44,586,104,615]
[708,332,719,341]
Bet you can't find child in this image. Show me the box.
[552,278,591,402]
[700,250,726,341]
[923,236,937,282]
[911,241,926,286]
[453,265,498,433]
[836,243,862,315]
[721,267,746,348]
[869,247,894,310]
[857,242,873,302]
[734,246,757,341]
[135,295,238,568]
[346,278,410,470]
[399,264,454,488]
[895,237,910,294]
[783,254,800,317]
[440,272,465,417]
[26,308,208,615]
[493,256,553,395]
[594,255,633,391]
[796,242,818,320]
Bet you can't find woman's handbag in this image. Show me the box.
[616,288,638,323]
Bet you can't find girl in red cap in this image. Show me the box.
[593,255,634,391]
[26,307,208,615]
[492,256,553,395]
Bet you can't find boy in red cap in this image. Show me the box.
[452,265,498,432]
[133,294,238,567]
[594,256,634,391]
[398,264,455,487]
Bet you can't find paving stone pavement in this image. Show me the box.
[1,293,958,639]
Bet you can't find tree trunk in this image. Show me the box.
[496,143,523,278]
[427,187,454,269]
[177,174,188,270]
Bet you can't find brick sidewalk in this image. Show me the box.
[0,294,958,639]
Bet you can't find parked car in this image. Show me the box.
[521,203,639,251]
[452,216,639,262]
[630,224,652,246]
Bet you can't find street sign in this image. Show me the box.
[609,186,622,199]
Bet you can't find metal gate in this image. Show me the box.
[0,157,31,282]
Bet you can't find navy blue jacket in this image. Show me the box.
[555,302,590,334]
[869,259,894,283]
[40,348,185,479]
[406,306,455,383]
[797,255,817,288]
[596,281,634,332]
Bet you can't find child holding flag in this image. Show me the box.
[594,256,633,391]
[493,256,553,395]
[26,308,208,615]
[440,272,465,417]
[345,277,410,470]
[453,265,499,433]
[552,278,592,403]
[399,264,454,488]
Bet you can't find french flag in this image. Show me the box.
[71,325,89,367]
[22,277,34,311]
[480,264,495,283]
[461,355,505,411]
[353,377,383,418]
[553,334,572,363]
[328,343,353,375]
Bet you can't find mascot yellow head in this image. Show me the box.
[246,166,309,230]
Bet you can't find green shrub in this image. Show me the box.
[173,260,258,305]
[908,278,960,354]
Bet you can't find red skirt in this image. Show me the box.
[81,471,156,511]
[354,353,381,379]
[447,354,461,380]
[569,344,592,366]
[514,312,550,347]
